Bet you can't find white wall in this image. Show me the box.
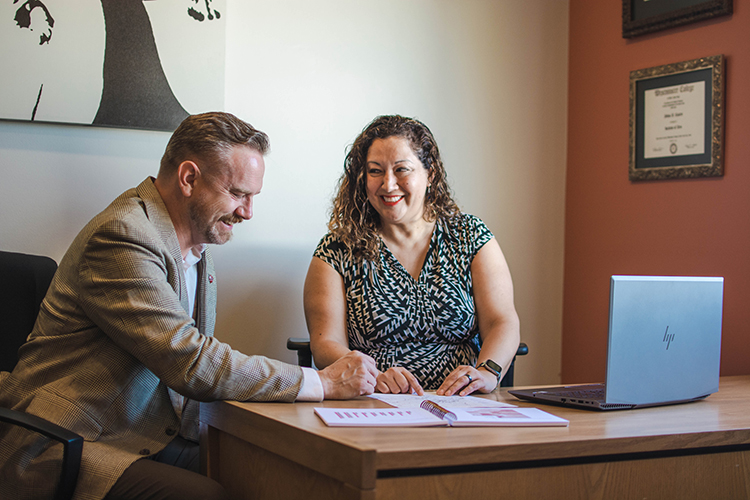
[0,0,568,385]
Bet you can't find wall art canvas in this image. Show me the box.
[1,0,226,131]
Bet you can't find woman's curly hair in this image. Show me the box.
[328,115,459,260]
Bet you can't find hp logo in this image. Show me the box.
[663,326,675,350]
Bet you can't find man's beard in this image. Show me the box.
[188,201,243,245]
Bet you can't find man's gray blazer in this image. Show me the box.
[0,178,304,500]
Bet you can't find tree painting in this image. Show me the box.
[2,0,225,131]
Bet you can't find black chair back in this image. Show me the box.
[0,251,82,500]
[0,250,58,372]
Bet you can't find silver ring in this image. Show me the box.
[465,374,472,383]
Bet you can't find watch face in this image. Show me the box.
[481,359,502,377]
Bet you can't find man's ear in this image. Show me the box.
[177,161,200,197]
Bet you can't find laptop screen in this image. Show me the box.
[605,276,723,406]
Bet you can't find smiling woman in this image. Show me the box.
[304,115,522,397]
[328,115,458,262]
[365,136,433,236]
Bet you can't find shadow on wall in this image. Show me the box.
[210,244,312,364]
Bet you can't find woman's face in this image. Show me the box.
[365,136,431,228]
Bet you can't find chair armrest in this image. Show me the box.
[0,407,82,500]
[516,342,528,356]
[286,337,313,368]
[499,342,530,388]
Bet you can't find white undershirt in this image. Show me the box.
[182,246,323,401]
[182,245,205,318]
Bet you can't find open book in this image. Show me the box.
[314,400,568,427]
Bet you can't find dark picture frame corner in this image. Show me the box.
[622,0,732,38]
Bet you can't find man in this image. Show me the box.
[0,112,378,500]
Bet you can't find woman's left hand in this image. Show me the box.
[436,365,497,397]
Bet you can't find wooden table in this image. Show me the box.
[200,376,750,500]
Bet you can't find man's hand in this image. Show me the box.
[376,367,424,395]
[317,351,378,399]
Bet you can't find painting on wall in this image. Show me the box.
[0,0,226,131]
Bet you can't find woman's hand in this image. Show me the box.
[436,365,497,397]
[375,367,424,395]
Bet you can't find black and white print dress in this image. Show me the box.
[313,213,494,390]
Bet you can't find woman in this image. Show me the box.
[304,115,520,396]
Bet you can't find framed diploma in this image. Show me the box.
[622,0,732,38]
[629,55,724,181]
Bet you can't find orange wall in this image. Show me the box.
[563,1,750,382]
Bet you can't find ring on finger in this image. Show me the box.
[465,374,472,383]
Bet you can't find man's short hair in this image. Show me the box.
[159,112,270,177]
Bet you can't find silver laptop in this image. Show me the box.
[509,275,724,410]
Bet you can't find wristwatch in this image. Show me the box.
[477,359,503,386]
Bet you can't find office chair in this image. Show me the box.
[0,250,83,500]
[287,338,529,387]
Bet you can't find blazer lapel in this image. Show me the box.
[135,178,190,312]
[135,178,190,420]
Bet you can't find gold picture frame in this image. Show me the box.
[629,55,724,181]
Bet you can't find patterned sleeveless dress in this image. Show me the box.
[313,213,493,389]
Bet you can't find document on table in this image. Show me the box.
[367,392,516,410]
[314,391,567,427]
[314,407,448,427]
[314,403,569,427]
